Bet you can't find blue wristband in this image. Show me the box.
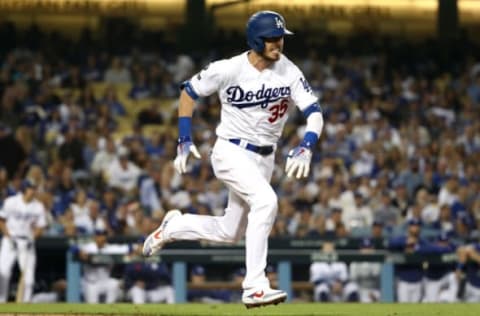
[178,117,192,138]
[301,131,318,149]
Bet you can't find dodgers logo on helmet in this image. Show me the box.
[246,11,293,53]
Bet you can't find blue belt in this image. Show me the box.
[229,139,274,156]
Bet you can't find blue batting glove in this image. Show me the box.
[285,144,312,179]
[173,136,201,174]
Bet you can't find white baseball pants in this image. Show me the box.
[423,272,458,303]
[397,280,422,302]
[166,138,276,290]
[464,282,480,302]
[82,278,120,303]
[128,285,175,303]
[0,237,36,302]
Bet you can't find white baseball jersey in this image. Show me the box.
[0,193,47,238]
[80,242,130,282]
[188,51,317,145]
[310,262,349,285]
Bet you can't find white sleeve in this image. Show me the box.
[103,244,131,254]
[81,242,97,254]
[189,60,227,97]
[289,68,318,111]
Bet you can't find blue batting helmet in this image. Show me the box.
[246,11,293,53]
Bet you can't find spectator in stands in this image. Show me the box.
[104,57,131,84]
[373,190,401,229]
[100,85,126,117]
[438,175,459,207]
[82,55,103,82]
[370,220,385,239]
[99,187,123,235]
[104,146,142,198]
[68,188,92,234]
[136,102,164,126]
[57,126,86,173]
[0,123,27,180]
[129,69,151,100]
[138,162,164,215]
[431,204,455,235]
[310,242,359,302]
[342,191,373,233]
[90,137,118,178]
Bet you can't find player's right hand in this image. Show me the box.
[173,136,201,174]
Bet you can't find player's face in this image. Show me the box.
[262,36,284,62]
[23,187,36,201]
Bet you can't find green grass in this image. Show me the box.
[0,303,480,316]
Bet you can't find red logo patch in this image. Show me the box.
[252,290,264,298]
[153,230,162,239]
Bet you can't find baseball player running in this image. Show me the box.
[0,180,47,302]
[143,10,324,308]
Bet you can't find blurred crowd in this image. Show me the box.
[1,23,479,245]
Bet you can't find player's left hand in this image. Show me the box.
[173,136,201,174]
[285,145,312,179]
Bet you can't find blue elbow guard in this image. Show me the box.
[303,102,322,118]
[180,81,199,100]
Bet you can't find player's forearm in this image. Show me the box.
[0,220,10,237]
[301,104,323,149]
[178,90,196,118]
[178,90,197,140]
[305,111,324,137]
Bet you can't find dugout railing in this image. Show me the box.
[65,241,459,303]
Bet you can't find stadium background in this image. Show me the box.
[0,0,479,305]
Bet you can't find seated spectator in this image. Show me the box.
[100,85,126,117]
[373,190,401,229]
[104,57,131,84]
[137,102,164,126]
[371,220,385,239]
[82,55,102,82]
[90,137,118,178]
[129,70,151,100]
[104,146,142,197]
[342,191,373,231]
